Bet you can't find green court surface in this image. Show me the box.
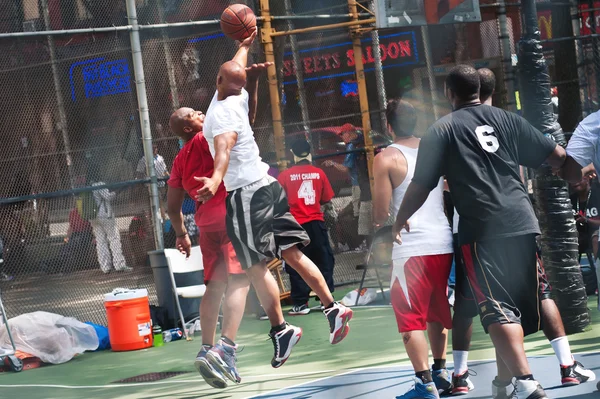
[1,295,599,399]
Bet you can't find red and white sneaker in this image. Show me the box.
[269,323,302,368]
[323,302,353,344]
[560,360,596,386]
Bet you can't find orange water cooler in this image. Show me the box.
[104,289,153,352]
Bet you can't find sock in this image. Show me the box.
[415,370,433,384]
[270,322,287,334]
[324,301,335,309]
[493,377,511,387]
[453,350,469,375]
[516,374,534,381]
[550,336,574,366]
[221,336,235,346]
[433,358,446,371]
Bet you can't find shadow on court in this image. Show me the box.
[251,354,600,399]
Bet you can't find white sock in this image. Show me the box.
[550,336,573,366]
[453,350,469,375]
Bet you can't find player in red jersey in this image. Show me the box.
[277,139,336,315]
[167,107,249,389]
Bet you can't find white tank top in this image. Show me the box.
[388,144,454,259]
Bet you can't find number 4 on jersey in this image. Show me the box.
[298,180,316,205]
[475,125,500,153]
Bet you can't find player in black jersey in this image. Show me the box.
[448,68,595,398]
[394,65,568,399]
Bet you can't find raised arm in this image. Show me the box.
[195,132,238,203]
[232,29,257,68]
[245,62,273,125]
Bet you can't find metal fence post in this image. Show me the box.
[41,0,75,189]
[126,0,164,250]
[421,25,440,121]
[497,0,517,112]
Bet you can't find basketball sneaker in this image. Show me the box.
[396,378,440,399]
[513,379,547,399]
[323,302,353,344]
[269,323,302,368]
[560,360,596,386]
[432,368,452,393]
[450,370,475,396]
[288,304,310,315]
[206,339,241,384]
[194,345,227,389]
[491,377,511,399]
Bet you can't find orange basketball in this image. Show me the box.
[220,4,257,42]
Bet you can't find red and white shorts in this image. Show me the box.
[199,229,245,284]
[390,253,453,333]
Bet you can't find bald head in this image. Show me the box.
[169,107,204,141]
[217,61,247,97]
[478,68,496,104]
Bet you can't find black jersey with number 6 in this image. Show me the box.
[412,104,557,245]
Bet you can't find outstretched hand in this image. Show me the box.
[238,28,257,49]
[246,62,273,79]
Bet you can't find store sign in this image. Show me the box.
[538,10,552,40]
[69,57,131,102]
[538,2,600,40]
[282,31,418,85]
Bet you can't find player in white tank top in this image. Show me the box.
[372,100,454,398]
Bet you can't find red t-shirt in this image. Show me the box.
[69,208,91,233]
[168,132,227,232]
[278,164,334,225]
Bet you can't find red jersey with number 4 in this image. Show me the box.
[167,132,227,232]
[278,164,334,225]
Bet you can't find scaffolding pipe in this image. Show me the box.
[126,0,164,250]
[348,0,375,195]
[497,0,517,112]
[283,0,312,155]
[370,1,387,134]
[270,18,376,37]
[157,0,180,113]
[41,0,75,189]
[260,0,288,171]
[421,25,440,121]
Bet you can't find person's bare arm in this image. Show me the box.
[195,132,238,202]
[166,186,191,257]
[372,153,397,226]
[561,156,586,183]
[232,29,257,68]
[245,62,273,125]
[323,160,349,173]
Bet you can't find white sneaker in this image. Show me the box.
[491,378,511,399]
[513,379,548,399]
[323,302,353,344]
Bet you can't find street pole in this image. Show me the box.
[41,0,75,189]
[126,0,164,250]
[519,0,589,333]
[497,0,517,112]
[370,1,387,133]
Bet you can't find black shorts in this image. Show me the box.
[226,176,310,269]
[460,234,542,336]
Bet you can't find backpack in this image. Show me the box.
[79,191,100,221]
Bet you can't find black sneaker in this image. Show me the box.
[451,370,474,396]
[560,360,596,386]
[268,323,302,368]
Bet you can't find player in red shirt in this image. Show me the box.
[278,139,336,315]
[167,107,249,389]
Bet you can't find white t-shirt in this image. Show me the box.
[566,110,600,176]
[92,182,116,219]
[203,89,269,191]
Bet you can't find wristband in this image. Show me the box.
[176,232,188,238]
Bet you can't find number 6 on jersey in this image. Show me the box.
[298,180,316,205]
[475,125,500,153]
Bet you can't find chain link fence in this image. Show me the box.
[0,0,596,324]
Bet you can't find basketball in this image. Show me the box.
[220,4,256,42]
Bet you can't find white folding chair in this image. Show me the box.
[164,247,206,340]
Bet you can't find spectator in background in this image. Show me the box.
[323,123,361,218]
[137,144,170,218]
[278,139,337,315]
[88,170,131,274]
[570,173,600,260]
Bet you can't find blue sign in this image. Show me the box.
[69,58,131,102]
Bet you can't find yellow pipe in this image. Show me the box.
[270,18,376,37]
[260,0,288,171]
[348,0,375,196]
